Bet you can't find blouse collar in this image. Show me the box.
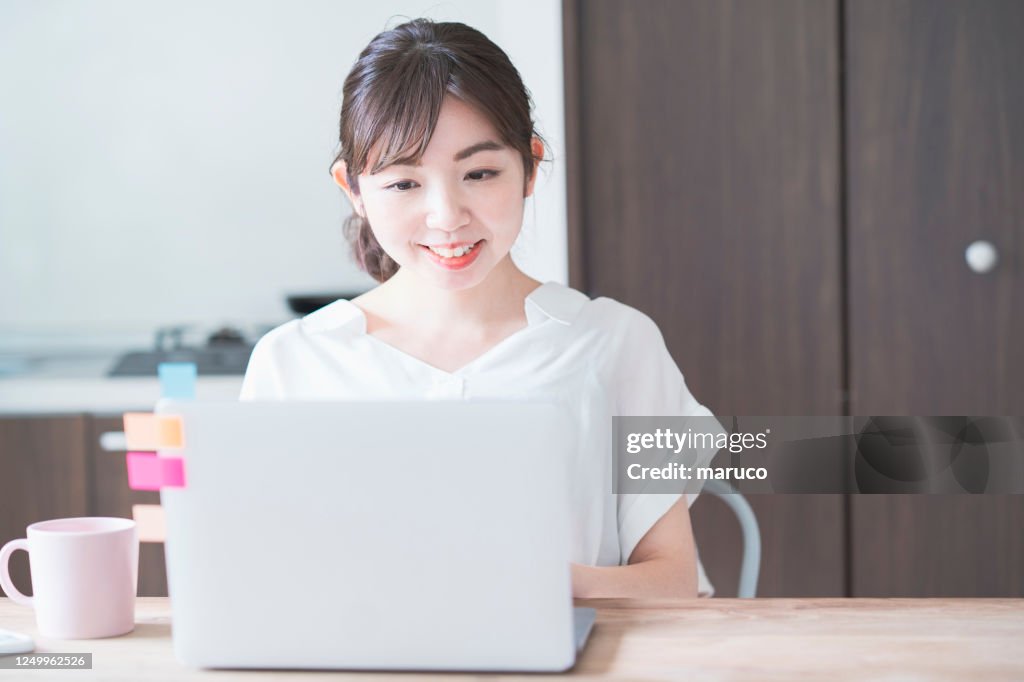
[300,281,588,336]
[524,281,589,326]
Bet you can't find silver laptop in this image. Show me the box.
[154,400,595,672]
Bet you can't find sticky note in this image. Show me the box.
[158,362,197,399]
[123,413,159,450]
[157,415,184,449]
[123,414,184,450]
[126,452,186,490]
[132,504,166,542]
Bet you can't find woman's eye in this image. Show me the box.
[386,180,418,192]
[466,169,499,181]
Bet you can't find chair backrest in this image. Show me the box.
[699,480,761,598]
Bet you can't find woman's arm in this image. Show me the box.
[571,496,698,598]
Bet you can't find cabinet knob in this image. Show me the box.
[965,240,998,274]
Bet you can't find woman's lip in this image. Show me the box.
[419,240,483,248]
[419,240,484,270]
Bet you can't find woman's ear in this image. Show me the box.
[524,137,545,198]
[331,160,364,216]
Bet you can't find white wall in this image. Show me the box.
[0,0,566,335]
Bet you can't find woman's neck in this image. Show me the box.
[365,256,542,333]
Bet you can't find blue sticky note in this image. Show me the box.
[158,362,197,399]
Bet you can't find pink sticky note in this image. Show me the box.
[126,452,186,490]
[123,413,160,450]
[132,504,167,542]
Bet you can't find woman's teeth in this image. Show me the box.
[427,243,477,258]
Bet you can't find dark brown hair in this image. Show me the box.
[331,18,543,282]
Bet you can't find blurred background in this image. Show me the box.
[1,0,1021,598]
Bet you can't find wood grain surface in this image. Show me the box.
[846,0,1024,596]
[0,416,90,598]
[1,597,1021,680]
[567,0,845,598]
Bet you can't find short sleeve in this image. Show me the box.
[613,310,720,597]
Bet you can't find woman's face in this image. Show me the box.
[349,96,537,290]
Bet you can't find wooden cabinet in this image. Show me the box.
[0,417,90,597]
[566,0,846,597]
[565,0,1023,595]
[0,415,168,598]
[845,0,1024,597]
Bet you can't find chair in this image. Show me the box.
[699,479,761,598]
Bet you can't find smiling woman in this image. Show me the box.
[336,96,543,290]
[328,19,544,285]
[241,17,719,600]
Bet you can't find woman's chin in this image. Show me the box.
[422,269,491,291]
[410,251,501,290]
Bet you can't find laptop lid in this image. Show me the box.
[154,400,578,672]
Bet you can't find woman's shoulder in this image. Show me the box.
[532,284,668,361]
[556,285,662,337]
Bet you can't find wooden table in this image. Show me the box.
[1,597,1022,680]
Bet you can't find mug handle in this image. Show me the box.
[0,539,33,607]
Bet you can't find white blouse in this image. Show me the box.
[240,281,716,597]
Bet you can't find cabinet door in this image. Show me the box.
[847,0,1024,595]
[88,415,168,597]
[0,417,90,597]
[567,0,845,595]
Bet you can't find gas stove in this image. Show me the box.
[107,325,256,377]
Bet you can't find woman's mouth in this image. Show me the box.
[419,240,484,270]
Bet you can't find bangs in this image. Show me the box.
[352,56,449,175]
[336,18,539,189]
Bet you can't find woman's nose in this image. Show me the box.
[424,185,470,232]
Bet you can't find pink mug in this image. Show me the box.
[0,517,139,639]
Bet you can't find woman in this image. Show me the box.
[241,18,716,598]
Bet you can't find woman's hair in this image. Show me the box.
[332,18,543,282]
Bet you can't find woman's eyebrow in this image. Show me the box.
[453,140,504,161]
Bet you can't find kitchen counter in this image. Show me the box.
[0,375,244,414]
[0,348,243,415]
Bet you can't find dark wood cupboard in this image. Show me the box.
[0,417,91,598]
[565,0,846,598]
[0,415,168,598]
[565,0,1023,596]
[845,0,1024,597]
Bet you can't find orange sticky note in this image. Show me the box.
[132,504,166,542]
[157,415,184,449]
[122,413,184,450]
[123,413,160,450]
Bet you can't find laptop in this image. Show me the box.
[154,400,596,672]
